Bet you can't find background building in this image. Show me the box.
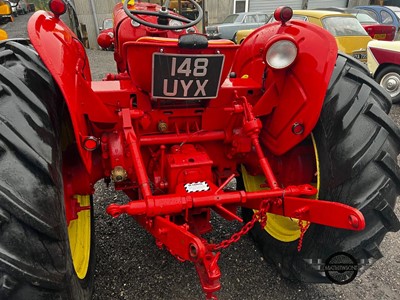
[60,0,372,49]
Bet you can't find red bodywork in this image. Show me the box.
[362,23,396,41]
[28,3,365,298]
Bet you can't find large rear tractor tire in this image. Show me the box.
[242,54,400,283]
[0,40,94,299]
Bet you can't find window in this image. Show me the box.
[322,17,368,37]
[381,11,394,24]
[244,15,257,23]
[257,14,269,23]
[222,14,239,24]
[234,0,248,13]
[363,9,379,21]
[355,13,379,24]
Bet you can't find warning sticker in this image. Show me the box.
[184,182,210,193]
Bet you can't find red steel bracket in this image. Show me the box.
[140,216,221,298]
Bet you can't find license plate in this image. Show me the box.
[353,52,367,60]
[373,33,386,39]
[152,53,224,100]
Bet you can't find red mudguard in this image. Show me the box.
[232,20,338,155]
[27,11,118,172]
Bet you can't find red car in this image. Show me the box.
[317,8,396,41]
[354,10,396,41]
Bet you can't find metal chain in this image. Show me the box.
[297,219,310,252]
[209,200,271,251]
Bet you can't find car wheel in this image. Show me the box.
[241,53,400,282]
[375,65,400,104]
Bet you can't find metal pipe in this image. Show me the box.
[89,0,100,37]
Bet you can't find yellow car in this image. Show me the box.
[0,28,7,40]
[236,10,372,62]
[0,0,13,24]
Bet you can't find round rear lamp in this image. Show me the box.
[49,0,67,17]
[274,6,293,24]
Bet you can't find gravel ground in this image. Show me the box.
[87,46,400,300]
[3,12,400,300]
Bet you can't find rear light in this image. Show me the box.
[264,36,298,70]
[97,32,113,49]
[49,0,67,18]
[274,6,293,24]
[82,136,99,151]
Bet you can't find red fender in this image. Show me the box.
[27,11,118,173]
[232,20,338,155]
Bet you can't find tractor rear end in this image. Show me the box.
[0,1,399,299]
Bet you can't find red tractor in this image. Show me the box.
[1,0,399,299]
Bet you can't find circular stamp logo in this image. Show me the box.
[323,252,358,284]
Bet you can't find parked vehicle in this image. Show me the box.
[5,0,17,16]
[1,2,399,299]
[386,5,400,19]
[17,0,27,14]
[205,11,270,41]
[0,0,13,23]
[354,9,397,40]
[355,5,400,38]
[367,39,400,103]
[236,10,372,62]
[170,0,201,20]
[317,7,396,40]
[0,28,7,40]
[27,2,34,12]
[97,18,114,50]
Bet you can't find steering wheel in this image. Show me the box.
[123,0,203,30]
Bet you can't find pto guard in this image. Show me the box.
[27,11,118,173]
[232,20,338,155]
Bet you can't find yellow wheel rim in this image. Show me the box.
[68,195,91,279]
[242,134,319,242]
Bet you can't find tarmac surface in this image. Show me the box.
[3,11,400,300]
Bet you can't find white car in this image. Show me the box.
[6,0,17,16]
[16,0,27,14]
[205,12,270,41]
[367,40,400,103]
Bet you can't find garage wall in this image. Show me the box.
[307,0,348,8]
[71,0,118,49]
[206,0,234,24]
[249,0,303,14]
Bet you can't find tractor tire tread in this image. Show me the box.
[0,39,92,300]
[243,53,400,283]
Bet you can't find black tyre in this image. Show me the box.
[0,40,95,299]
[375,65,400,104]
[242,53,400,282]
